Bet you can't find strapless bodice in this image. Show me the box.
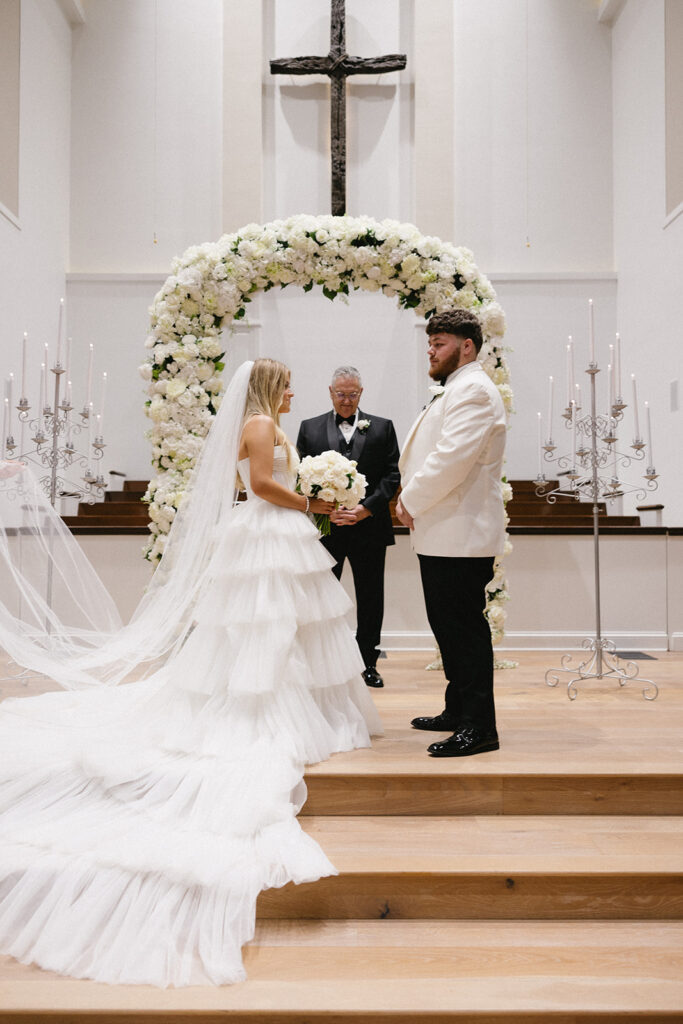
[237,444,298,499]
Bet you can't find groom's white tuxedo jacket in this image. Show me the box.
[399,361,507,558]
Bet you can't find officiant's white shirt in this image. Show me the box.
[399,361,507,558]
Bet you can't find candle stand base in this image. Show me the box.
[545,637,658,701]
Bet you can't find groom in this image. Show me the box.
[296,366,400,688]
[396,310,507,756]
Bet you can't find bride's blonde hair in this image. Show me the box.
[240,359,293,474]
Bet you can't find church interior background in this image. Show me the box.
[1,0,682,1018]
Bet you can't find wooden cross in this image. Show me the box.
[270,0,407,215]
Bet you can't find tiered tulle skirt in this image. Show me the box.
[0,498,382,986]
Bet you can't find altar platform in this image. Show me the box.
[1,651,682,1022]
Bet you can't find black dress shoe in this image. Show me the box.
[428,726,500,757]
[362,666,384,688]
[410,711,459,732]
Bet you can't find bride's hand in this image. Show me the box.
[308,498,336,514]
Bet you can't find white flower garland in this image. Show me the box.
[140,214,514,640]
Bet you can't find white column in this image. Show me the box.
[222,0,263,232]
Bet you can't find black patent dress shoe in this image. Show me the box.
[410,711,459,732]
[362,666,384,688]
[428,726,500,757]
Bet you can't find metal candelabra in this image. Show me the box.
[535,360,659,701]
[2,358,106,663]
[6,360,106,509]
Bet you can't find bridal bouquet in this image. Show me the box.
[297,451,367,536]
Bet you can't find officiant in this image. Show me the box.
[296,367,400,688]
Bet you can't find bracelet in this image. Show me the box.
[304,496,310,514]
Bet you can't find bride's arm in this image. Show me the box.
[241,416,335,514]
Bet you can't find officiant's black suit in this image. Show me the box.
[296,411,400,670]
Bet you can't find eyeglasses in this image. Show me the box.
[332,391,360,400]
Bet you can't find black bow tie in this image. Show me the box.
[336,414,355,426]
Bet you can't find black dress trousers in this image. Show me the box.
[417,554,496,732]
[323,532,387,670]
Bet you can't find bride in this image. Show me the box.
[0,358,383,987]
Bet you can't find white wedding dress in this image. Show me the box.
[0,444,382,987]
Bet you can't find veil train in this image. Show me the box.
[0,360,382,986]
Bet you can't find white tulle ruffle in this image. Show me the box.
[0,489,382,986]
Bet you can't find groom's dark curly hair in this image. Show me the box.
[426,310,483,353]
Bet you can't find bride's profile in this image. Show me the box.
[0,357,383,987]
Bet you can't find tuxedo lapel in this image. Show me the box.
[326,411,341,452]
[350,410,368,463]
[401,401,436,462]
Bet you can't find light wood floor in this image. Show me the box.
[1,650,682,1021]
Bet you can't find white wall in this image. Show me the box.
[0,0,71,417]
[611,0,683,523]
[69,0,223,272]
[452,0,614,273]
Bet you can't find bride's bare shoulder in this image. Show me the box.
[242,414,276,435]
[239,415,276,459]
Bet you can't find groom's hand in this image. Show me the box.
[395,498,414,530]
[330,504,372,526]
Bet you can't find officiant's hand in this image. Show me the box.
[330,504,371,526]
[395,498,414,530]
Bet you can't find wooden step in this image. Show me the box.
[61,515,149,529]
[2,920,682,1021]
[257,815,683,921]
[78,501,144,517]
[507,501,607,516]
[508,515,641,527]
[508,479,560,493]
[104,490,146,503]
[123,479,149,492]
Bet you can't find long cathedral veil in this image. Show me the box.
[0,360,254,689]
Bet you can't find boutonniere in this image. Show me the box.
[357,419,371,433]
[428,384,445,398]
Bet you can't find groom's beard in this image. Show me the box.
[429,342,462,380]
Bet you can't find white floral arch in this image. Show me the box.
[140,215,513,641]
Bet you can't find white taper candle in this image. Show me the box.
[547,375,554,441]
[615,332,622,398]
[588,299,595,365]
[571,400,577,466]
[575,382,582,410]
[21,332,27,400]
[56,298,64,367]
[645,401,654,465]
[6,375,13,436]
[1,398,7,457]
[537,411,542,476]
[99,371,107,436]
[607,362,613,417]
[87,401,93,467]
[65,335,72,384]
[86,344,94,408]
[631,374,640,440]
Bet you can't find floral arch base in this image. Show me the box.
[140,215,513,644]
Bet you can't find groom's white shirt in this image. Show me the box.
[399,360,507,558]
